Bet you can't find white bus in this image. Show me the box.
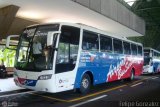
[6,23,143,94]
[143,48,160,74]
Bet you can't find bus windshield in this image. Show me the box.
[15,24,59,71]
[144,57,150,66]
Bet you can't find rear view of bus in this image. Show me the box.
[143,48,160,74]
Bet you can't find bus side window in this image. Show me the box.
[82,30,99,51]
[123,42,131,55]
[153,51,159,57]
[131,44,137,55]
[138,46,142,56]
[154,52,156,57]
[100,35,112,52]
[113,39,123,54]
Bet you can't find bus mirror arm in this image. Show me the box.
[47,31,61,47]
[6,35,19,50]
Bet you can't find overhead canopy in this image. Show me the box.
[124,0,137,6]
[0,0,145,37]
[127,0,160,50]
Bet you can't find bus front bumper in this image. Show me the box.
[143,66,153,74]
[14,75,57,93]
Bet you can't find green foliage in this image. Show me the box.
[0,46,16,67]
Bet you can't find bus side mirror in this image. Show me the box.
[6,35,19,49]
[47,31,61,46]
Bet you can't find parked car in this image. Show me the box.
[0,66,15,78]
[0,65,6,78]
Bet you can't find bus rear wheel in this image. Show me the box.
[79,74,91,94]
[129,69,135,81]
[153,67,156,74]
[126,69,135,81]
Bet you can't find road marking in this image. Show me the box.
[88,95,107,101]
[30,76,155,103]
[29,93,69,102]
[152,77,159,79]
[68,85,126,102]
[131,82,143,87]
[69,95,107,107]
[0,91,36,98]
[31,85,126,103]
[131,77,150,84]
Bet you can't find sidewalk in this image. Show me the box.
[0,78,22,92]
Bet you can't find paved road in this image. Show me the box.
[0,74,160,107]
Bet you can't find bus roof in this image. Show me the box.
[144,47,160,53]
[26,22,143,46]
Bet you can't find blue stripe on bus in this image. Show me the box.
[74,51,126,88]
[153,62,160,73]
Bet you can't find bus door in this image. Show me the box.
[55,26,80,92]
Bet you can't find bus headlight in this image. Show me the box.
[38,74,52,80]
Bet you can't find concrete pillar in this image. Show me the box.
[0,5,19,40]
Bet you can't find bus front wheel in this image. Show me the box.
[79,74,91,94]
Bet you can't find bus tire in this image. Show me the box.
[129,69,135,81]
[79,74,91,94]
[126,69,135,81]
[153,67,156,73]
[151,67,156,75]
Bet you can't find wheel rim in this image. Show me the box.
[82,78,89,89]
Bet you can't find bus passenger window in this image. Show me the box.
[113,39,123,54]
[100,35,112,52]
[153,52,156,57]
[123,42,131,55]
[82,30,99,51]
[131,44,137,55]
[138,46,142,56]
